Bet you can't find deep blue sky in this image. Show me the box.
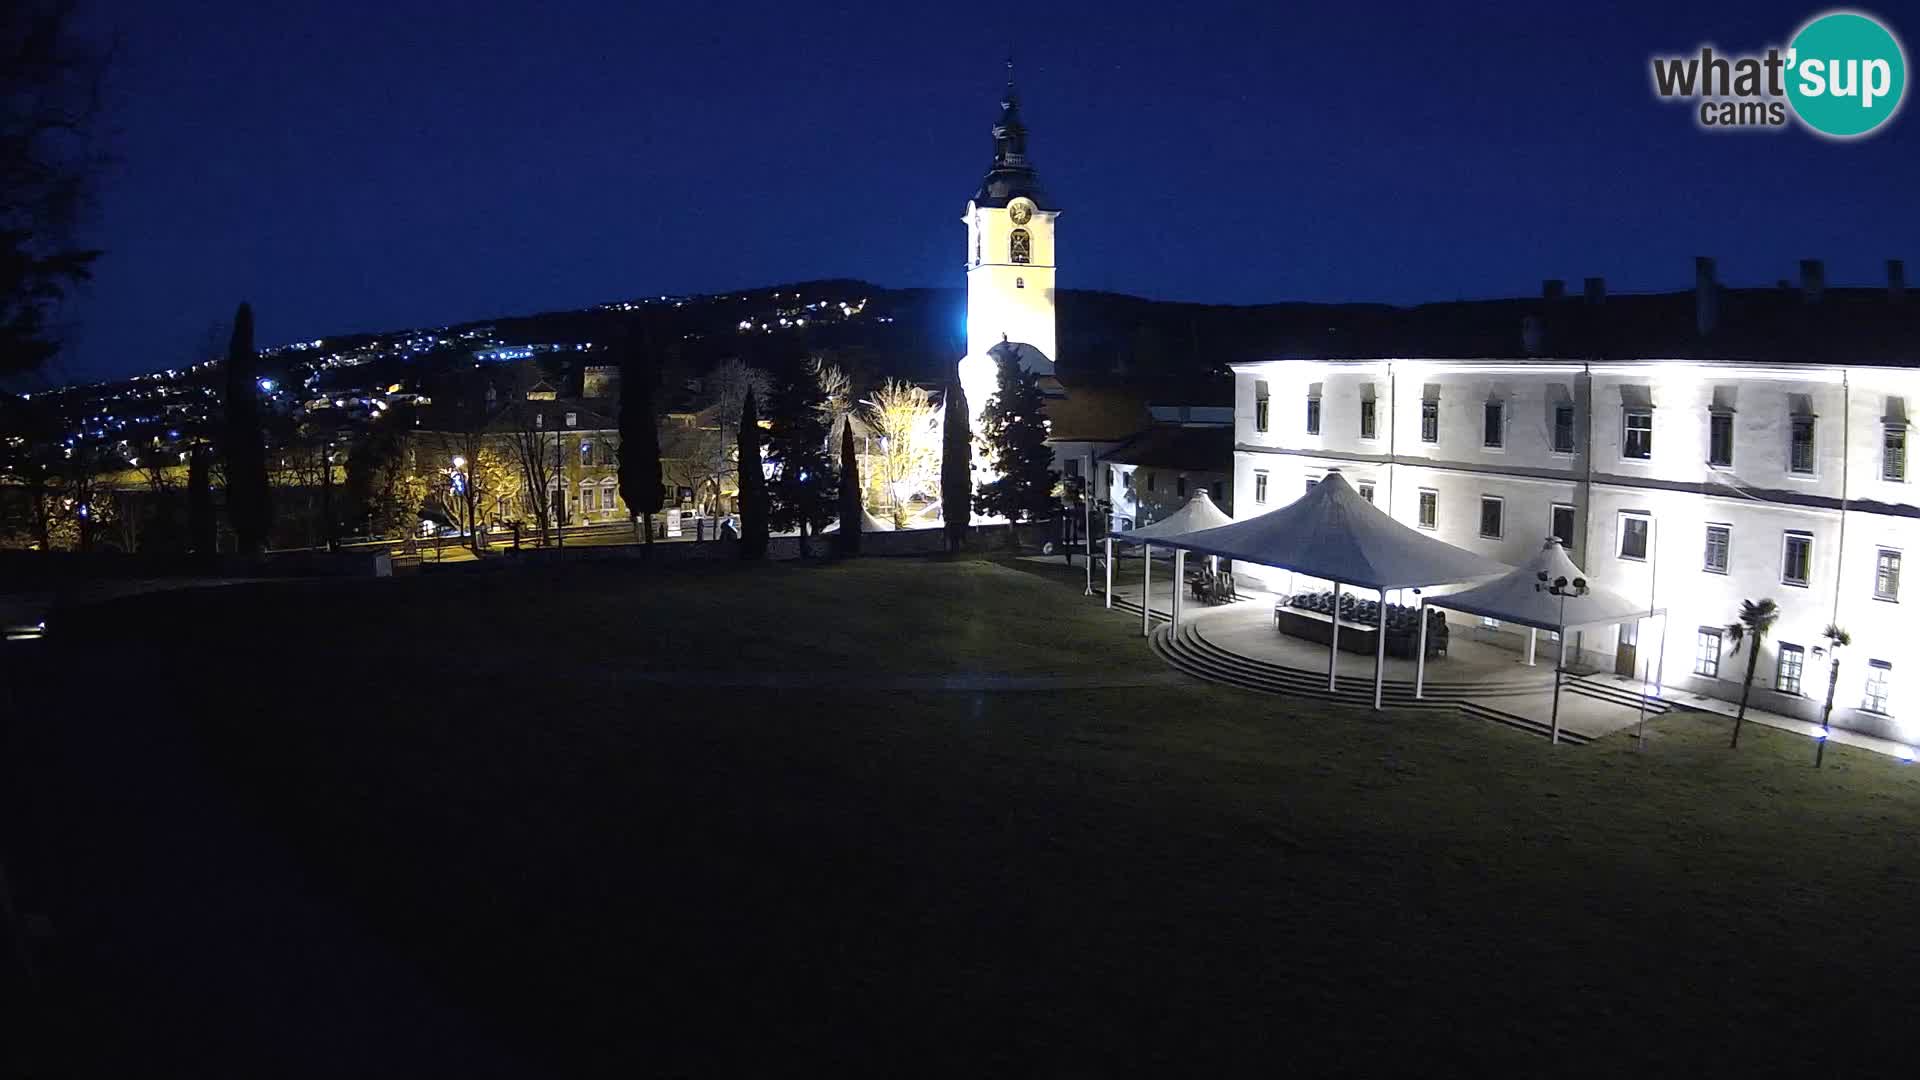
[59,0,1920,380]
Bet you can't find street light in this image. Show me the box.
[1535,570,1588,746]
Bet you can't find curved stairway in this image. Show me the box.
[1150,619,1598,745]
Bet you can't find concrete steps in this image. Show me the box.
[1149,621,1593,745]
[1566,674,1672,715]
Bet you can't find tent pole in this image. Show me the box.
[1172,549,1186,633]
[1328,581,1341,691]
[1103,538,1113,609]
[1373,586,1388,711]
[1527,628,1537,666]
[1084,453,1094,595]
[1655,612,1668,696]
[1414,598,1429,699]
[1141,543,1152,637]
[1551,625,1568,746]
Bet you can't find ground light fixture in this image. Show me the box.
[1535,570,1587,746]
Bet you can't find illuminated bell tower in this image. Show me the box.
[958,62,1058,433]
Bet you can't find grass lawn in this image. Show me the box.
[39,556,1920,1074]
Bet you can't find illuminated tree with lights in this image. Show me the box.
[864,379,939,529]
[736,389,768,559]
[940,379,970,553]
[1724,597,1780,750]
[973,349,1056,524]
[221,303,273,555]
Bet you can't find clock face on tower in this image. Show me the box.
[1008,199,1033,225]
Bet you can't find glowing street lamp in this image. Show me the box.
[1535,569,1588,746]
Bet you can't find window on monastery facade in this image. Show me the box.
[1255,381,1270,433]
[1359,398,1378,440]
[1420,399,1439,444]
[1709,411,1734,467]
[1417,488,1437,529]
[1623,409,1653,460]
[1704,524,1730,574]
[581,440,594,466]
[1357,481,1375,504]
[1482,400,1504,449]
[1479,495,1504,540]
[1176,475,1187,497]
[580,483,597,512]
[1789,416,1816,475]
[1694,627,1722,678]
[1781,531,1812,587]
[1009,228,1031,264]
[1885,425,1907,482]
[1875,548,1901,602]
[1619,512,1650,561]
[1551,504,1576,549]
[1553,403,1576,454]
[1775,643,1805,695]
[1306,396,1321,436]
[1253,470,1268,504]
[1863,660,1892,714]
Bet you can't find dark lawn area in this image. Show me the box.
[11,556,1920,1075]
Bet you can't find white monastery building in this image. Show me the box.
[1231,261,1920,743]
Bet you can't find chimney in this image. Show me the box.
[1583,277,1606,305]
[1542,279,1566,301]
[1521,315,1545,355]
[1890,258,1907,302]
[1695,256,1719,337]
[1800,259,1825,303]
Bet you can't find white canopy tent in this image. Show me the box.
[1136,471,1508,710]
[1425,538,1666,743]
[1106,490,1236,630]
[821,508,896,534]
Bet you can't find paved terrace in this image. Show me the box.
[1042,550,1918,757]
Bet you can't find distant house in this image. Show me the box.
[1040,373,1234,528]
[411,391,629,529]
[1099,419,1233,532]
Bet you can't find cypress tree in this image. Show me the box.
[836,420,861,556]
[940,379,971,554]
[618,356,664,550]
[222,303,272,555]
[975,350,1058,524]
[737,389,769,559]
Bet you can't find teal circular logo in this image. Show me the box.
[1787,11,1907,138]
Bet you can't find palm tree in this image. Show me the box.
[1816,622,1851,767]
[1724,598,1780,749]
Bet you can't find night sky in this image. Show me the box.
[63,0,1920,380]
